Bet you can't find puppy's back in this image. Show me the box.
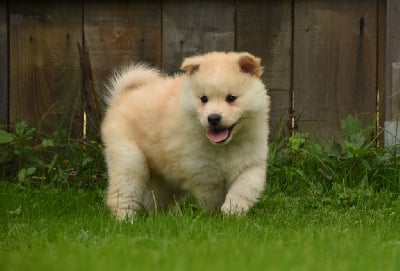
[105,64,163,105]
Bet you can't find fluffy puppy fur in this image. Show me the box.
[101,52,270,220]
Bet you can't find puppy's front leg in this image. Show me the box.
[221,165,266,215]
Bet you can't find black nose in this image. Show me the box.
[208,114,222,126]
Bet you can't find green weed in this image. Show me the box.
[0,121,106,189]
[1,115,400,197]
[267,115,400,206]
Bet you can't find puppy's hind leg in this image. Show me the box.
[104,141,149,221]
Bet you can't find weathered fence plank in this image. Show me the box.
[83,0,161,96]
[385,0,400,122]
[385,63,400,146]
[162,0,235,73]
[0,0,7,127]
[237,0,292,136]
[293,0,377,140]
[377,0,386,142]
[83,1,161,137]
[9,2,82,135]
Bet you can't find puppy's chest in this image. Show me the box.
[152,141,258,186]
[178,149,247,184]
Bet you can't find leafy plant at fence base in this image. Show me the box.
[1,115,400,201]
[0,121,106,189]
[341,114,375,157]
[268,115,400,204]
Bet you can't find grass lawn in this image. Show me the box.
[1,117,400,270]
[1,182,399,271]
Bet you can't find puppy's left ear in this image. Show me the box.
[238,53,263,77]
[180,55,203,75]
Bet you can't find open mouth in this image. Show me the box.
[206,123,237,144]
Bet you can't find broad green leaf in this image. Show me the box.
[0,130,14,144]
[15,121,28,135]
[41,139,55,148]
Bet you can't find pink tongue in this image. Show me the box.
[206,128,229,143]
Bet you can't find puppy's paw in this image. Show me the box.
[221,199,250,216]
[111,207,137,223]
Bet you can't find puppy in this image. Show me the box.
[101,52,270,220]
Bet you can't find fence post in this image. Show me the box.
[384,62,400,146]
[0,0,7,129]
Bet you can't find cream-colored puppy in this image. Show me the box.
[101,52,270,220]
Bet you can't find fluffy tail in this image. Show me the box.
[104,64,162,105]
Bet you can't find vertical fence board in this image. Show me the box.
[377,0,386,144]
[84,0,161,97]
[83,0,162,137]
[9,1,82,135]
[237,0,292,136]
[293,0,377,140]
[0,0,7,127]
[385,0,400,122]
[162,0,235,73]
[83,0,161,137]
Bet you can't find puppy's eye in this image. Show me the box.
[226,95,237,103]
[200,96,208,104]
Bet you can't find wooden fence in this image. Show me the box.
[0,0,400,141]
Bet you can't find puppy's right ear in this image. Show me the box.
[238,53,263,77]
[180,55,203,75]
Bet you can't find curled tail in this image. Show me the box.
[104,64,162,105]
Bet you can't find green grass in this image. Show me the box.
[1,116,400,270]
[1,183,399,271]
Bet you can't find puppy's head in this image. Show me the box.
[180,52,267,145]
